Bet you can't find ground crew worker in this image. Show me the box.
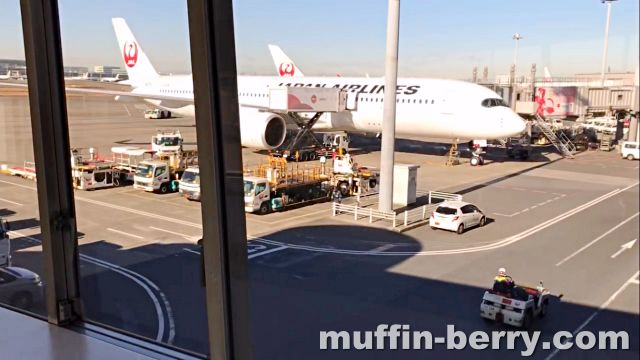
[493,267,514,294]
[333,188,342,204]
[494,267,510,283]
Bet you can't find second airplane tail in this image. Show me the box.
[112,17,159,87]
[267,44,304,77]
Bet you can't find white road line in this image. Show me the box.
[7,229,174,344]
[0,179,36,190]
[0,179,203,229]
[149,226,199,241]
[630,279,640,285]
[493,212,514,217]
[252,182,639,256]
[556,213,639,266]
[544,271,640,360]
[370,244,396,253]
[183,245,290,260]
[610,239,637,259]
[107,227,145,240]
[3,175,637,257]
[182,248,200,255]
[81,254,176,344]
[247,245,289,259]
[0,197,22,206]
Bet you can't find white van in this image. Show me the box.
[621,141,639,160]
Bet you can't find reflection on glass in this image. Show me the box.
[58,1,209,355]
[0,2,47,318]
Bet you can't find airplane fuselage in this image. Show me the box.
[134,75,525,141]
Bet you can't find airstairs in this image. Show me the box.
[533,114,575,158]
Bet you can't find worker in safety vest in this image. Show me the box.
[493,267,514,294]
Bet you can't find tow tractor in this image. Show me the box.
[480,278,552,328]
[151,129,183,153]
[505,137,531,160]
[331,153,378,196]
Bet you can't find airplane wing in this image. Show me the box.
[0,81,192,103]
[1,81,275,111]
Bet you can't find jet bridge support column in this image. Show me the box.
[287,112,324,151]
[379,0,401,212]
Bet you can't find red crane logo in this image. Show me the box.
[278,62,295,76]
[123,41,138,68]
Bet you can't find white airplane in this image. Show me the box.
[2,18,526,152]
[0,71,10,80]
[113,18,524,150]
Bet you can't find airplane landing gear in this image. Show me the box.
[470,155,484,166]
[469,140,486,167]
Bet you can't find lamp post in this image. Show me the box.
[600,0,617,87]
[511,33,523,110]
[379,0,400,212]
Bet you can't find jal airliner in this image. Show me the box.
[1,18,526,150]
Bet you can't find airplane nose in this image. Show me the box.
[505,114,526,136]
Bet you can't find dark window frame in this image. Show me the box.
[18,0,251,358]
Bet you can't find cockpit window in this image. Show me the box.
[481,98,508,108]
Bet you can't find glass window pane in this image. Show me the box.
[58,1,208,355]
[0,1,47,317]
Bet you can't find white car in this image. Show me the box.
[429,200,486,234]
[621,141,639,160]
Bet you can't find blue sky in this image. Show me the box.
[1,0,638,78]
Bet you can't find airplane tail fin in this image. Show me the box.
[112,18,159,87]
[543,67,552,82]
[267,44,304,77]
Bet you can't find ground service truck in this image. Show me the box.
[134,150,198,193]
[179,166,200,200]
[243,157,332,214]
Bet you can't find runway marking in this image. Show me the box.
[370,244,396,253]
[247,245,289,259]
[149,226,199,241]
[182,248,200,255]
[107,227,144,240]
[183,244,289,259]
[2,176,637,257]
[610,239,637,259]
[544,271,640,360]
[252,182,639,256]
[555,213,639,266]
[7,229,175,344]
[0,197,22,206]
[492,191,566,217]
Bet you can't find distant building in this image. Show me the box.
[93,65,125,75]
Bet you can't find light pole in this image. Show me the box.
[600,0,617,87]
[378,0,400,212]
[511,33,523,110]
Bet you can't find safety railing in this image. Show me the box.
[332,190,462,229]
[427,191,462,204]
[401,203,439,227]
[332,202,397,227]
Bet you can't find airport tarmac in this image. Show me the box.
[1,84,638,358]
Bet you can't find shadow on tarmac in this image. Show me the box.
[2,225,637,359]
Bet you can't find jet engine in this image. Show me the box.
[239,107,287,150]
